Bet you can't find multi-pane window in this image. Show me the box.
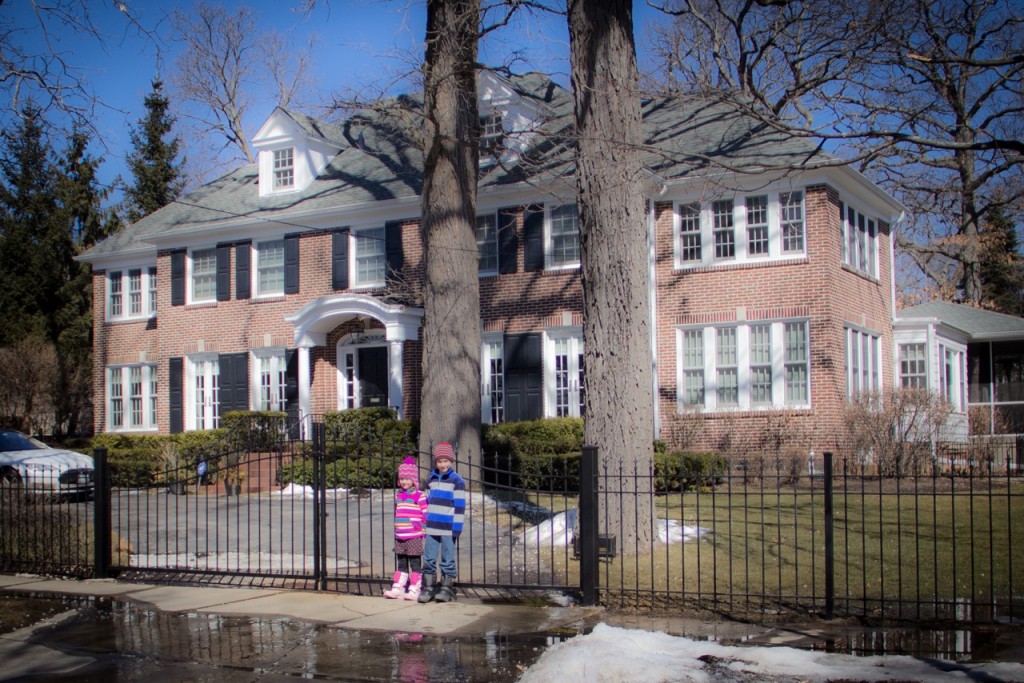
[190,248,217,303]
[713,200,736,259]
[846,328,881,397]
[479,114,503,154]
[354,227,386,285]
[549,204,580,267]
[481,339,504,424]
[273,148,294,189]
[840,202,878,277]
[546,332,584,418]
[107,268,158,320]
[749,324,772,405]
[128,269,143,316]
[107,364,158,431]
[746,195,769,256]
[681,329,705,407]
[674,192,807,268]
[780,192,804,253]
[899,343,927,389]
[715,327,739,406]
[256,239,285,295]
[678,321,810,411]
[148,267,158,314]
[784,322,809,404]
[677,202,701,263]
[476,214,498,274]
[341,351,356,410]
[254,350,287,412]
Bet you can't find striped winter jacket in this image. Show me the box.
[424,469,466,537]
[394,488,428,541]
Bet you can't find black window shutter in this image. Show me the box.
[235,241,251,300]
[170,250,186,306]
[332,229,350,290]
[498,206,519,274]
[216,243,231,301]
[284,234,300,294]
[503,333,542,421]
[219,352,249,413]
[385,220,404,277]
[523,204,545,272]
[169,357,183,433]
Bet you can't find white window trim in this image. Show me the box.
[251,347,288,412]
[476,212,499,277]
[676,320,811,412]
[106,364,158,432]
[845,326,882,398]
[543,327,584,418]
[186,354,221,431]
[272,147,295,190]
[254,239,286,298]
[840,199,879,278]
[545,203,581,271]
[106,267,158,321]
[673,191,807,270]
[480,332,504,424]
[939,343,967,413]
[188,247,218,304]
[350,227,387,289]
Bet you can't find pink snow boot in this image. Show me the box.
[383,571,409,599]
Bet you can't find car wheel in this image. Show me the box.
[1,467,22,486]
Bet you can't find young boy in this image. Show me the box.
[418,442,466,603]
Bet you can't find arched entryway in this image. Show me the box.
[284,294,423,420]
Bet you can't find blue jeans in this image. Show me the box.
[421,534,457,578]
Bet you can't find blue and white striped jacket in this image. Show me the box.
[424,468,466,537]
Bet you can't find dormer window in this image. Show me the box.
[480,113,504,155]
[273,148,295,189]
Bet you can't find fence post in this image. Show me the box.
[580,445,599,606]
[93,447,112,579]
[312,422,326,590]
[823,451,834,620]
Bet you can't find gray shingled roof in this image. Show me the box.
[81,72,830,262]
[897,301,1024,340]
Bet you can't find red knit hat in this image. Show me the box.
[397,456,418,485]
[432,442,455,464]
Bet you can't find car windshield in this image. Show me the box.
[0,431,46,452]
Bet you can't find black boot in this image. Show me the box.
[417,573,437,603]
[434,575,456,603]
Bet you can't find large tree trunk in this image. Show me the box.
[568,0,655,553]
[418,0,482,475]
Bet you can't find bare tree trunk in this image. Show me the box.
[569,0,655,553]
[418,0,482,475]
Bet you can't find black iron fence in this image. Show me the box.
[2,423,1021,626]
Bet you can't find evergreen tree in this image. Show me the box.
[124,79,185,223]
[979,206,1024,317]
[0,106,59,347]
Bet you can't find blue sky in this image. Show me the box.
[6,1,664,197]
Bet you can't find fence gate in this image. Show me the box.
[98,418,583,603]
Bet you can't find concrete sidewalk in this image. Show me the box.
[0,573,598,637]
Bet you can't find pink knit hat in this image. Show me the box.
[432,442,455,464]
[397,456,418,485]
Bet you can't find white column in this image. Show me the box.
[298,345,311,437]
[388,339,404,419]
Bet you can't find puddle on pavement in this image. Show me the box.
[2,592,1022,682]
[1,592,557,682]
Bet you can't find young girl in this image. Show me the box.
[384,456,428,599]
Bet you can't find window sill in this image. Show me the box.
[840,263,880,283]
[674,255,808,274]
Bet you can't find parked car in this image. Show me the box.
[0,429,94,499]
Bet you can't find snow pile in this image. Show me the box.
[520,510,708,548]
[517,623,1024,683]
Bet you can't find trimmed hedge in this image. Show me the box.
[90,431,225,488]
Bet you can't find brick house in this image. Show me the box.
[79,71,908,450]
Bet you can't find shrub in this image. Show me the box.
[655,450,728,491]
[323,408,417,459]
